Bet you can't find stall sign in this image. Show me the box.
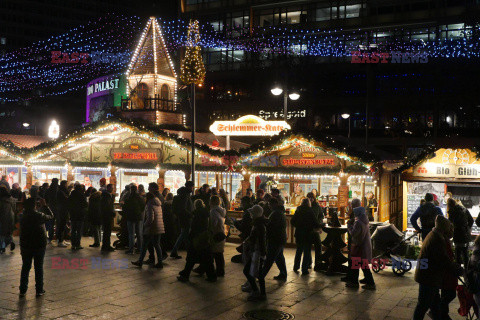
[80,171,102,176]
[110,137,161,163]
[413,163,480,179]
[338,186,349,207]
[124,172,148,177]
[119,137,151,149]
[412,148,480,179]
[280,146,337,168]
[111,149,161,162]
[209,115,290,136]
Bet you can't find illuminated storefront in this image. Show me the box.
[397,148,480,233]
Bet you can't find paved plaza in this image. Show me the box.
[0,238,464,320]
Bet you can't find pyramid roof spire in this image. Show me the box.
[126,17,176,78]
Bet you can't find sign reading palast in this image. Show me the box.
[411,148,480,179]
[209,115,290,136]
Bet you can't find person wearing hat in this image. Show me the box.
[413,215,463,320]
[410,193,443,240]
[242,204,268,301]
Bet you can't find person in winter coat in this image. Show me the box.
[45,179,58,242]
[209,195,226,277]
[410,193,443,240]
[447,197,474,266]
[177,199,216,282]
[439,224,458,320]
[291,198,320,275]
[0,175,10,191]
[10,183,23,201]
[123,185,146,254]
[132,192,165,268]
[0,186,16,253]
[170,186,194,259]
[467,235,480,309]
[101,184,116,252]
[307,192,324,271]
[260,197,287,282]
[87,189,102,247]
[346,205,376,290]
[242,205,268,301]
[19,198,53,297]
[68,183,88,250]
[56,180,69,247]
[219,188,230,211]
[413,215,462,320]
[162,193,176,251]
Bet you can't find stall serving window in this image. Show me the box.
[31,167,66,186]
[0,166,22,189]
[74,168,109,189]
[164,171,186,195]
[118,169,158,194]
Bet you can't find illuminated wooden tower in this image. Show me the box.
[121,17,183,126]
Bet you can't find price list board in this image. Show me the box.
[407,194,424,229]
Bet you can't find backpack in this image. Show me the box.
[419,203,438,231]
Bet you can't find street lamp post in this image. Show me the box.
[271,86,300,122]
[23,122,37,135]
[341,113,351,138]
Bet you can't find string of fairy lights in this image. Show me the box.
[1,13,480,102]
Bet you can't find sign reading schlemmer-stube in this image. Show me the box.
[209,115,290,136]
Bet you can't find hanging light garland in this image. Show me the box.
[2,13,480,102]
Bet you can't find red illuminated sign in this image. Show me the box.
[281,158,335,166]
[112,152,158,160]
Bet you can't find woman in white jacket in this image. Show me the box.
[209,195,226,278]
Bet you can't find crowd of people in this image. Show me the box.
[0,177,380,300]
[4,176,480,318]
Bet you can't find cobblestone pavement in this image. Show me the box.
[0,237,464,320]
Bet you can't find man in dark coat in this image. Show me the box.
[56,180,69,247]
[170,186,194,259]
[87,190,102,247]
[123,184,145,254]
[68,183,88,250]
[44,178,58,242]
[259,197,288,282]
[19,198,53,297]
[307,192,324,271]
[101,184,116,252]
[447,198,474,266]
[413,215,462,320]
[410,193,443,240]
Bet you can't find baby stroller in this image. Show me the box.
[457,277,478,320]
[370,224,417,276]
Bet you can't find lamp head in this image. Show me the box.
[270,86,283,96]
[341,113,350,119]
[289,92,300,100]
[23,122,30,128]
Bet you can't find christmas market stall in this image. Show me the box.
[391,147,480,233]
[225,131,381,245]
[19,118,242,197]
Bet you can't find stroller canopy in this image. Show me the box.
[371,224,404,252]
